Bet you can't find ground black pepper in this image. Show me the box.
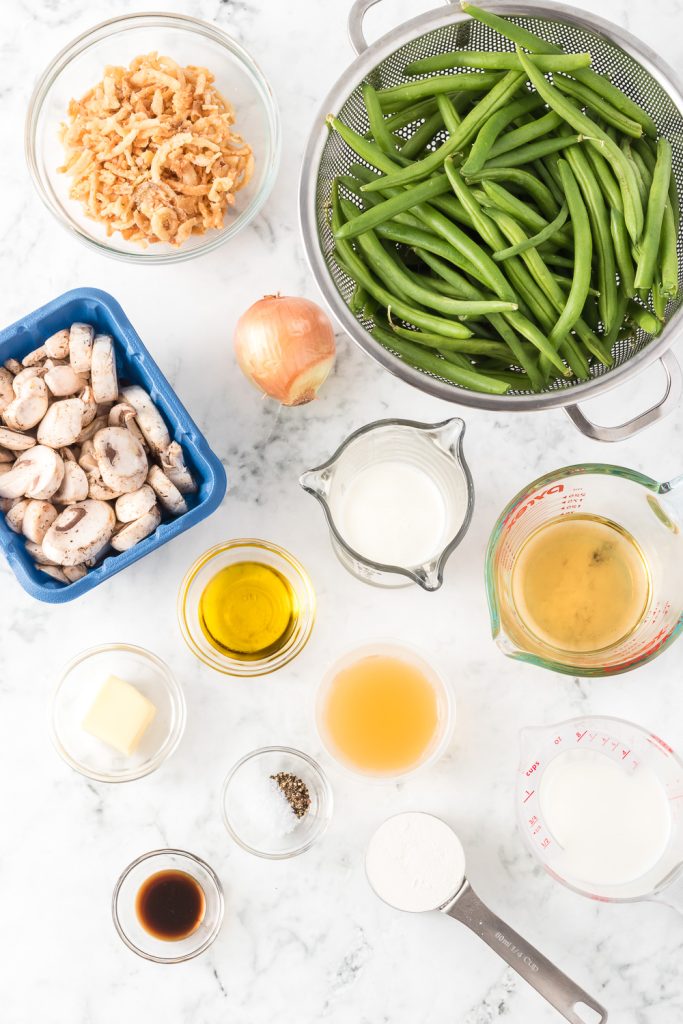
[271,772,311,819]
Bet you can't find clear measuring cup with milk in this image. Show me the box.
[300,418,474,591]
[517,716,683,910]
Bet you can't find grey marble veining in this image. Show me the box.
[1,0,683,1021]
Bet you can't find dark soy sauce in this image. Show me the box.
[135,869,206,941]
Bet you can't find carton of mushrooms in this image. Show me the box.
[0,322,198,585]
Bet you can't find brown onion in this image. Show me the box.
[233,295,337,406]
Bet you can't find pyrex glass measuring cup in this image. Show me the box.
[366,812,607,1024]
[485,464,683,676]
[299,418,474,591]
[516,716,683,908]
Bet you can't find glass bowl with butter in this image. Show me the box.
[50,643,186,782]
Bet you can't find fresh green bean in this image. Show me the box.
[376,72,504,109]
[533,158,565,206]
[399,109,446,159]
[627,301,662,336]
[371,324,511,393]
[635,138,672,290]
[335,174,454,239]
[621,138,648,207]
[563,144,618,332]
[515,48,644,242]
[362,71,526,191]
[493,204,568,261]
[404,51,591,74]
[339,199,517,315]
[387,321,514,359]
[549,160,593,346]
[350,283,368,314]
[416,248,544,388]
[362,83,407,162]
[327,115,400,176]
[465,166,559,219]
[382,96,440,133]
[553,76,642,139]
[436,93,462,135]
[652,281,667,321]
[487,111,563,161]
[461,2,657,137]
[659,198,679,298]
[374,222,481,286]
[483,134,582,169]
[479,180,571,247]
[461,94,543,176]
[444,157,501,248]
[552,274,601,299]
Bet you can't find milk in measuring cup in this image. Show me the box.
[334,461,449,567]
[539,749,671,887]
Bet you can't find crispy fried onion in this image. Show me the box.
[58,53,255,246]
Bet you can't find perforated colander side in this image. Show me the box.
[313,9,683,400]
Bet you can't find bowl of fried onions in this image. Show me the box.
[26,13,280,263]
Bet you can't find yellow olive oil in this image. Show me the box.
[199,562,299,660]
[510,513,651,654]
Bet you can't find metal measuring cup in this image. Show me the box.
[366,813,607,1024]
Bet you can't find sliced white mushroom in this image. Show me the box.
[63,564,87,582]
[0,427,36,451]
[0,445,64,500]
[44,364,87,397]
[4,359,22,376]
[35,563,69,583]
[147,464,188,515]
[93,426,148,494]
[110,503,161,552]
[120,385,170,453]
[37,398,85,448]
[21,345,47,368]
[78,439,98,474]
[53,460,89,505]
[44,329,70,360]
[22,500,58,543]
[13,366,48,394]
[0,368,14,415]
[80,385,97,427]
[74,412,107,445]
[91,335,118,404]
[115,483,156,523]
[25,540,60,564]
[88,476,122,501]
[5,498,29,533]
[160,441,197,494]
[42,499,115,566]
[108,401,147,447]
[69,323,94,375]
[3,376,49,431]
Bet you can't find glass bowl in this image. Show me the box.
[178,539,316,677]
[113,849,224,963]
[25,12,280,263]
[221,746,333,859]
[316,642,455,781]
[50,643,186,783]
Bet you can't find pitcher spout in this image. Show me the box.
[299,467,330,499]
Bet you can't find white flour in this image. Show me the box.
[365,812,466,912]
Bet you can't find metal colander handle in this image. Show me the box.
[349,0,455,54]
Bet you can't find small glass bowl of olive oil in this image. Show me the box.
[178,540,316,676]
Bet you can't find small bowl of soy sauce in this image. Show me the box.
[112,849,224,962]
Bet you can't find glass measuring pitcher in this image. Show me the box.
[516,716,683,909]
[299,418,474,591]
[485,465,683,676]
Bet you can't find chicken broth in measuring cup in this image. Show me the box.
[510,513,651,654]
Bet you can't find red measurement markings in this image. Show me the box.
[503,483,565,529]
[621,749,631,760]
[575,730,588,743]
[523,789,535,803]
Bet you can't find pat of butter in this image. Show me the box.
[82,674,157,756]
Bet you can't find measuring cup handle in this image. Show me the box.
[445,882,608,1023]
[564,350,682,442]
[348,0,456,54]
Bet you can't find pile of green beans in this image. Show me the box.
[326,1,679,395]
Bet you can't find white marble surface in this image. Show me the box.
[1,0,683,1021]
